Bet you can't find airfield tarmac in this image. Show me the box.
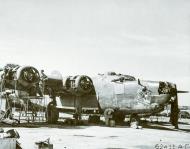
[1,118,190,149]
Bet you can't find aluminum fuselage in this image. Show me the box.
[59,74,172,115]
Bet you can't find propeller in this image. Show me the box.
[170,93,179,129]
[177,90,189,93]
[170,89,189,129]
[169,85,185,129]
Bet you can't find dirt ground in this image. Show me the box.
[1,118,190,149]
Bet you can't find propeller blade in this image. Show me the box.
[177,90,189,93]
[170,94,179,129]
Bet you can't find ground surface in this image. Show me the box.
[1,118,190,149]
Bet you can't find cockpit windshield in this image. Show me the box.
[109,72,136,82]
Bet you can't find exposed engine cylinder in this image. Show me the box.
[158,81,176,95]
[63,75,93,95]
[0,64,41,96]
[16,66,40,87]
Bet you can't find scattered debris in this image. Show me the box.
[35,138,53,149]
[130,121,142,129]
[0,128,22,149]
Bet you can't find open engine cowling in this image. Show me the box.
[16,66,40,88]
[63,75,93,96]
[0,64,41,96]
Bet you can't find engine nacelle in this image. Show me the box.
[158,81,176,95]
[16,66,40,88]
[63,75,93,96]
[1,64,41,96]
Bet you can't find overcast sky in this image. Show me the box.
[0,0,190,105]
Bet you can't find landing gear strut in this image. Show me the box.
[88,115,100,124]
[104,108,115,126]
[46,100,59,124]
[130,114,141,128]
[104,109,126,126]
[114,111,125,124]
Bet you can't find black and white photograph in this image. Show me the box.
[0,0,190,149]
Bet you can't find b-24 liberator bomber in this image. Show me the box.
[43,71,187,129]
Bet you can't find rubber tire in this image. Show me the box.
[88,115,100,124]
[130,114,140,124]
[114,112,125,124]
[46,103,59,124]
[104,108,114,126]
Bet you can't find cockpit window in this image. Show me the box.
[107,72,116,76]
[111,75,136,83]
[123,75,136,81]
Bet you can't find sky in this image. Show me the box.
[0,0,190,105]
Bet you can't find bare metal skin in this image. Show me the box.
[44,71,180,128]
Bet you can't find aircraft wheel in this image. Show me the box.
[104,108,115,126]
[114,112,125,124]
[130,114,140,125]
[88,115,100,124]
[46,102,59,124]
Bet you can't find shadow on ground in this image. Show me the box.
[0,119,190,133]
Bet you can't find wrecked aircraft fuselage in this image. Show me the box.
[48,72,179,128]
[92,73,173,115]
